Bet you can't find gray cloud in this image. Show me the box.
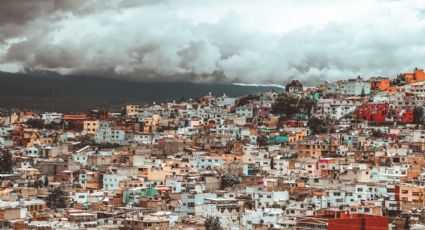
[1,0,425,85]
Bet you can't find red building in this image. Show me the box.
[355,103,389,123]
[401,110,414,123]
[355,102,414,124]
[296,210,389,230]
[282,120,308,128]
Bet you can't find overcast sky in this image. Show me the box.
[0,0,425,84]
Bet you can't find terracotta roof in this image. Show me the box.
[63,114,90,120]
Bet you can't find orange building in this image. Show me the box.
[404,68,425,84]
[370,77,390,91]
[386,86,400,95]
[395,184,425,210]
[297,138,339,158]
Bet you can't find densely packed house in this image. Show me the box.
[1,68,425,229]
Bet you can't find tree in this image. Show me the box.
[272,93,301,117]
[404,214,411,230]
[360,88,366,97]
[392,73,405,86]
[272,93,316,118]
[221,174,240,189]
[413,106,424,124]
[33,180,43,188]
[270,156,275,170]
[179,96,186,103]
[204,217,223,230]
[301,97,317,116]
[397,73,405,82]
[46,186,69,210]
[308,117,327,134]
[0,150,13,174]
[25,118,44,129]
[237,95,260,107]
[257,135,269,147]
[44,176,49,187]
[243,196,255,210]
[419,209,425,224]
[371,129,384,138]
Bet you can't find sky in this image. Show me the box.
[0,0,425,85]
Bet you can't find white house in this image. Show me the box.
[103,174,128,194]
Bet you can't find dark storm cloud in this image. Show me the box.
[0,0,76,25]
[1,0,425,84]
[0,0,84,42]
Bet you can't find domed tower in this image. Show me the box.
[285,80,303,93]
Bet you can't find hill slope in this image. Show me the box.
[0,72,283,112]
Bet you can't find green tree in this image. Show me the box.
[272,93,316,118]
[270,156,275,170]
[32,180,43,188]
[44,176,49,187]
[360,88,366,97]
[397,73,405,82]
[308,117,327,134]
[204,217,223,230]
[25,118,44,129]
[371,129,384,138]
[257,135,269,147]
[301,97,317,115]
[0,150,13,174]
[413,106,424,124]
[46,186,69,210]
[221,174,240,189]
[419,209,425,224]
[237,95,260,107]
[272,93,301,117]
[179,96,186,103]
[392,73,406,86]
[404,214,411,230]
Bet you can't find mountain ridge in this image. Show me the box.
[0,71,284,112]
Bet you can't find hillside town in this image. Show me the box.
[2,68,425,230]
